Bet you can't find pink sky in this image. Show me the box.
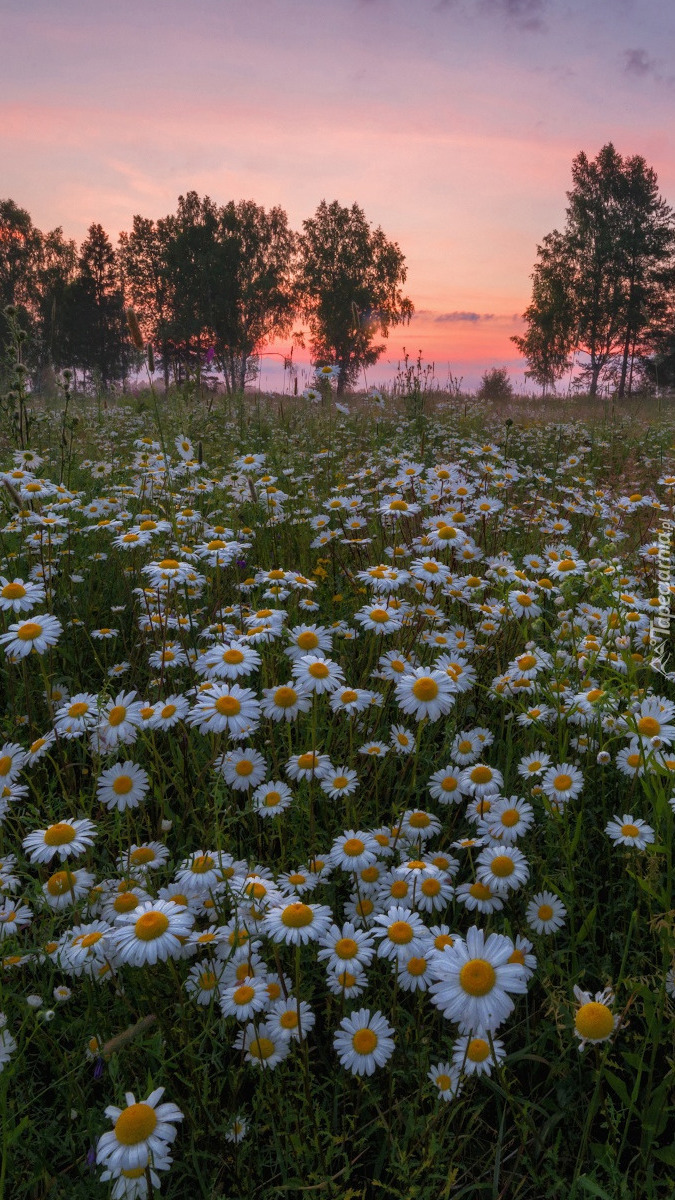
[2,0,673,388]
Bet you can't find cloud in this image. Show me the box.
[434,311,495,322]
[480,0,546,32]
[623,48,660,79]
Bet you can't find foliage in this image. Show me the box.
[476,365,514,401]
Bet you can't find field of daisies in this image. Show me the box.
[0,384,674,1200]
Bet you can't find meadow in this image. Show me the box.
[0,378,674,1200]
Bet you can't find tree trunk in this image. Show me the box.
[589,361,603,396]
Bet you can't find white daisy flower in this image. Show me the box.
[23,818,97,865]
[108,900,194,967]
[395,668,457,722]
[0,613,63,658]
[526,891,567,935]
[333,1008,395,1076]
[97,763,149,813]
[605,814,655,849]
[429,925,528,1032]
[262,901,333,946]
[95,1086,183,1172]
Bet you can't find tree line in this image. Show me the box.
[3,143,675,401]
[0,195,413,396]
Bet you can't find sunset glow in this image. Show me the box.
[2,0,673,386]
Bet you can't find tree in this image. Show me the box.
[0,200,43,353]
[64,224,130,388]
[297,200,413,394]
[476,367,514,401]
[515,144,675,397]
[511,231,575,395]
[214,199,297,394]
[118,215,174,391]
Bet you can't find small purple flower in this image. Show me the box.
[93,1056,104,1080]
[237,559,247,569]
[86,1146,97,1170]
[205,346,216,365]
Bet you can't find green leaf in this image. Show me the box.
[653,1144,675,1166]
[575,904,597,944]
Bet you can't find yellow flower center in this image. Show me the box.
[537,903,554,921]
[501,809,519,828]
[233,984,256,1005]
[44,822,76,846]
[297,753,318,770]
[223,648,244,664]
[342,838,365,857]
[308,661,330,679]
[435,1072,451,1090]
[467,1037,491,1062]
[352,1029,378,1054]
[107,705,127,727]
[2,583,26,599]
[161,704,177,719]
[355,898,374,917]
[470,766,492,784]
[459,958,496,996]
[280,1010,298,1029]
[249,1036,275,1060]
[130,847,155,865]
[421,878,441,896]
[112,775,133,795]
[508,948,525,965]
[370,608,391,623]
[114,1103,158,1145]
[553,774,572,791]
[406,956,427,976]
[390,880,409,899]
[412,677,439,701]
[80,931,103,948]
[558,559,576,572]
[469,882,492,901]
[273,687,297,707]
[235,760,254,776]
[281,903,313,928]
[134,911,170,940]
[200,971,217,990]
[263,791,281,807]
[621,823,640,838]
[388,920,413,945]
[490,855,514,878]
[335,937,359,959]
[215,696,241,716]
[296,631,319,650]
[637,716,660,738]
[575,1002,614,1041]
[408,812,430,828]
[0,756,12,776]
[158,559,179,569]
[17,622,42,641]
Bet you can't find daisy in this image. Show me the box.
[0,577,45,613]
[476,845,530,893]
[188,684,260,736]
[96,691,144,748]
[354,604,403,634]
[54,693,100,737]
[108,900,194,967]
[401,809,441,843]
[95,1087,183,1172]
[329,686,372,715]
[395,668,456,723]
[292,654,345,695]
[0,743,28,782]
[453,1031,506,1077]
[23,818,97,865]
[219,975,270,1021]
[482,796,534,844]
[199,640,261,681]
[285,624,332,661]
[174,851,225,896]
[0,613,63,659]
[117,843,170,875]
[526,891,567,935]
[371,905,430,963]
[217,747,267,791]
[517,752,551,779]
[285,751,333,782]
[455,881,505,914]
[631,696,675,745]
[42,868,95,910]
[541,763,584,807]
[325,967,368,998]
[317,923,376,973]
[411,869,454,913]
[605,814,655,849]
[320,767,359,800]
[397,952,435,992]
[151,695,190,730]
[616,741,646,777]
[260,681,312,723]
[330,831,379,873]
[428,1062,462,1102]
[240,1021,291,1069]
[252,780,294,817]
[97,763,149,813]
[429,925,528,1033]
[428,767,466,805]
[333,1008,395,1076]
[0,902,33,939]
[460,763,504,797]
[573,986,619,1051]
[263,901,333,946]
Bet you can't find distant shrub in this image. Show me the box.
[477,366,514,401]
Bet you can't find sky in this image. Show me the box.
[2,0,674,389]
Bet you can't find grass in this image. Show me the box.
[0,381,673,1199]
